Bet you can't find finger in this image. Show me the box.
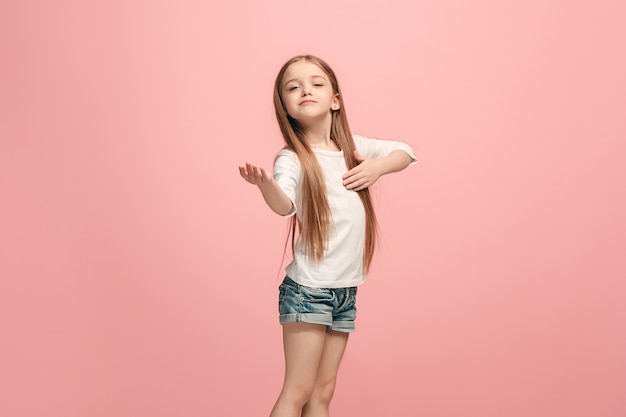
[352,179,370,191]
[343,166,358,180]
[240,168,255,183]
[343,172,363,186]
[344,178,358,189]
[347,176,370,190]
[343,163,365,179]
[247,163,259,179]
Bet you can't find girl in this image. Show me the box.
[239,55,416,417]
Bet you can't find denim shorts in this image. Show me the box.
[278,276,358,333]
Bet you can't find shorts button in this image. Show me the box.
[299,296,304,301]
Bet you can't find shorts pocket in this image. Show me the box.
[278,283,289,312]
[348,287,357,308]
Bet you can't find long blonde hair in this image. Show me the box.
[273,55,378,273]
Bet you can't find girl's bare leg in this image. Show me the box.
[270,322,328,417]
[301,329,349,417]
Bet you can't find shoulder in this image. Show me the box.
[275,148,299,165]
[276,147,297,158]
[274,148,301,174]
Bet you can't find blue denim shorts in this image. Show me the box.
[278,276,358,333]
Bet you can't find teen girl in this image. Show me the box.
[239,55,416,417]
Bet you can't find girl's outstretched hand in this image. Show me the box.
[342,150,383,191]
[239,162,273,186]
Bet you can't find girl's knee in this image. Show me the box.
[310,379,337,405]
[281,383,316,407]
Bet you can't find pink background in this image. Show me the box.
[1,1,625,416]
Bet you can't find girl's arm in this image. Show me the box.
[239,162,294,216]
[342,150,413,191]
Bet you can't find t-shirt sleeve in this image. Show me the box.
[272,149,300,217]
[353,134,417,165]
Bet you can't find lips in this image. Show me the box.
[299,99,317,105]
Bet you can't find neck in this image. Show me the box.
[300,113,338,151]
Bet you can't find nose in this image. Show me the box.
[302,84,312,96]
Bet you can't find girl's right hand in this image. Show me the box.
[239,162,273,186]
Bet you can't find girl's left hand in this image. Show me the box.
[342,150,382,191]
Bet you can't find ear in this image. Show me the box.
[331,94,340,111]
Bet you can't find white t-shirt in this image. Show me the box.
[273,134,416,288]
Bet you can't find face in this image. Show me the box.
[280,60,340,123]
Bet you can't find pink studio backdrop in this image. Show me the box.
[1,1,625,416]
